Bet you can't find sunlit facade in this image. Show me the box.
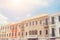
[23,14,49,40]
[0,13,60,40]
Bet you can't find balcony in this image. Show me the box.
[27,35,38,38]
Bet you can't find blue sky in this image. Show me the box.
[34,0,60,14]
[0,0,60,25]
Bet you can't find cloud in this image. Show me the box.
[0,13,8,25]
[0,0,54,22]
[0,0,52,11]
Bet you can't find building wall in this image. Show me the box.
[0,25,10,40]
[49,12,60,40]
[23,15,49,40]
[0,14,49,40]
[0,13,60,40]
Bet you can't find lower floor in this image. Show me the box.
[50,37,60,40]
[0,37,60,40]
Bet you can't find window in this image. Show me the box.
[22,32,23,36]
[12,33,14,37]
[59,16,60,21]
[40,20,42,24]
[15,26,17,29]
[30,22,31,26]
[19,25,20,28]
[26,32,27,36]
[36,21,38,25]
[21,26,24,28]
[7,34,8,37]
[51,17,55,24]
[10,26,14,30]
[12,25,14,30]
[18,32,20,36]
[32,21,34,25]
[29,30,37,35]
[46,30,48,35]
[26,23,28,26]
[35,30,37,35]
[45,18,48,25]
[59,28,60,34]
[15,33,16,37]
[52,28,55,37]
[40,30,42,35]
[29,31,31,35]
[32,31,34,35]
[2,27,4,30]
[9,33,11,37]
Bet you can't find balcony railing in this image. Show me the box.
[27,35,38,38]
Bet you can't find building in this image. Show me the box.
[0,25,9,40]
[0,23,24,40]
[49,12,60,40]
[23,14,49,40]
[0,12,60,40]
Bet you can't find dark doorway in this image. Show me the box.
[50,38,55,40]
[28,38,38,40]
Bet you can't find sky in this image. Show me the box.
[0,0,60,25]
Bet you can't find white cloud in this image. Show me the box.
[0,13,8,25]
[0,0,54,22]
[0,0,52,10]
[5,0,50,15]
[14,13,31,22]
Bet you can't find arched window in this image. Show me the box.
[35,30,37,35]
[32,30,34,35]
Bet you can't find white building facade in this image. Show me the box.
[49,12,60,40]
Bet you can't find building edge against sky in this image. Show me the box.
[0,12,60,40]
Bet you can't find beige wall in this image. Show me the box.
[23,15,49,39]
